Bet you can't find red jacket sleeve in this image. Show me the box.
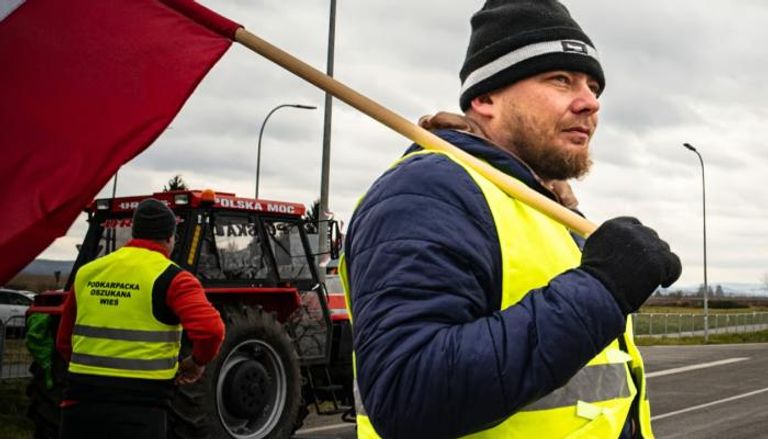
[166,271,225,365]
[56,290,76,362]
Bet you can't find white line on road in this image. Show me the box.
[646,357,750,378]
[295,422,355,434]
[652,386,768,421]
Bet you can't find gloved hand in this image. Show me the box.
[580,217,682,314]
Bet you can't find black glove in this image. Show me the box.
[580,217,682,314]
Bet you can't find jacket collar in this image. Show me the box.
[405,128,558,203]
[409,112,581,210]
[125,239,170,257]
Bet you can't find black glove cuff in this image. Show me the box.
[580,265,633,314]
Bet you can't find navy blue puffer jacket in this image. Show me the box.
[344,129,632,438]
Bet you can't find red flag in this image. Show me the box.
[0,0,240,283]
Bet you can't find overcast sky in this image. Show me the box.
[41,0,768,288]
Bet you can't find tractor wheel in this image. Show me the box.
[26,354,67,439]
[169,304,302,439]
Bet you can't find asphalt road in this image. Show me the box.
[645,343,768,438]
[293,344,768,438]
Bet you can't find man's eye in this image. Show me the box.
[551,74,570,85]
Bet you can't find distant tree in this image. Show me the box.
[715,284,724,297]
[696,284,714,297]
[163,174,188,191]
[303,199,320,234]
[763,272,768,292]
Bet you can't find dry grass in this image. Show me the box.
[5,273,63,293]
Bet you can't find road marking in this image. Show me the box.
[646,357,750,378]
[652,386,768,421]
[295,422,355,434]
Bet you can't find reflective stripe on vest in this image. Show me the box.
[342,149,653,438]
[70,353,178,371]
[520,363,630,411]
[73,325,182,343]
[69,246,182,380]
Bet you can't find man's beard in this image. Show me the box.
[499,110,593,181]
[515,138,592,181]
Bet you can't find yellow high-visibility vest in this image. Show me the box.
[69,246,182,380]
[342,149,653,438]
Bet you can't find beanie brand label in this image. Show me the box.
[561,41,588,54]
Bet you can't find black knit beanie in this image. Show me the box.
[132,198,176,240]
[459,0,605,111]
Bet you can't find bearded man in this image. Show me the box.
[340,1,681,438]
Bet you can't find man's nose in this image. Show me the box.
[571,83,600,115]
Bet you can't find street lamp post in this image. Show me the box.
[683,142,708,342]
[255,104,316,198]
[111,168,119,198]
[318,0,337,282]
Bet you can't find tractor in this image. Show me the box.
[25,189,353,438]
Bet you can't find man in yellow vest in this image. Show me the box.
[56,198,225,439]
[341,1,682,438]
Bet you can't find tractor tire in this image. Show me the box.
[26,354,67,439]
[169,304,303,439]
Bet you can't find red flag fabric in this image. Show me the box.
[0,0,240,283]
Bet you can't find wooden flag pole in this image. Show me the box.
[234,28,597,237]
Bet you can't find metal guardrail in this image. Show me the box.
[632,312,768,337]
[0,315,32,379]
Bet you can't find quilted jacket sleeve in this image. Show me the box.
[345,153,627,438]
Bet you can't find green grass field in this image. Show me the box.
[635,329,768,346]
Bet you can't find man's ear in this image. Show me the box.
[469,93,495,117]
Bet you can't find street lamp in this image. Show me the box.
[111,168,119,198]
[683,142,709,342]
[255,104,316,198]
[318,0,337,282]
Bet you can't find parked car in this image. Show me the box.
[0,288,33,328]
[18,290,37,300]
